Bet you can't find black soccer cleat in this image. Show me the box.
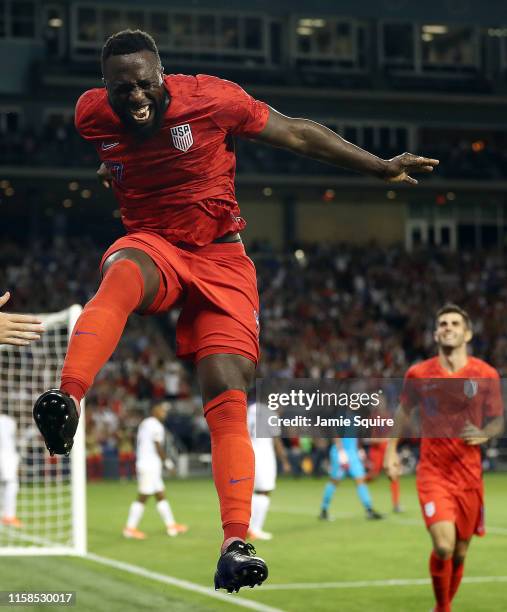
[214,540,268,593]
[33,389,79,457]
[319,508,330,521]
[366,508,384,520]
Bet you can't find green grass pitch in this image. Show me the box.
[0,474,506,611]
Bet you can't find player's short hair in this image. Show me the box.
[101,29,161,70]
[151,401,170,414]
[435,303,472,330]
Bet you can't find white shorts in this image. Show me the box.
[253,443,277,492]
[0,456,19,482]
[136,464,164,496]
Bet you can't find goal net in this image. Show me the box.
[0,305,86,556]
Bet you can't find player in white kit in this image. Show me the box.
[247,401,290,541]
[0,409,22,527]
[123,401,188,539]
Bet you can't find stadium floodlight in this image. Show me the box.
[0,305,86,556]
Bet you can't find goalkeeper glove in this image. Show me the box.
[338,449,349,468]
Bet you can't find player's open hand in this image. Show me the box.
[97,163,113,188]
[0,292,45,346]
[337,448,349,467]
[461,421,488,445]
[383,450,401,480]
[383,153,439,185]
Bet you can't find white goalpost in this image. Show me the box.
[0,304,86,556]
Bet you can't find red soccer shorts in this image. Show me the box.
[100,232,260,364]
[367,441,387,477]
[417,478,485,540]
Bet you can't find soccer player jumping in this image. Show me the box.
[385,305,504,612]
[32,29,438,592]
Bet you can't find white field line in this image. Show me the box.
[1,528,285,612]
[260,576,507,591]
[87,552,285,612]
[392,517,507,535]
[4,508,507,606]
[270,507,355,519]
[486,526,507,535]
[270,507,507,535]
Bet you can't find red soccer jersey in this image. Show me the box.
[401,356,503,490]
[75,74,270,246]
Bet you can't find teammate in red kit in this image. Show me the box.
[32,29,439,592]
[385,304,504,612]
[366,439,402,512]
[365,395,402,511]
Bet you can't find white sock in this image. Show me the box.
[156,499,175,526]
[250,493,270,532]
[126,501,145,529]
[0,482,5,516]
[3,480,18,518]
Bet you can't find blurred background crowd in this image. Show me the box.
[2,0,507,478]
[2,237,506,477]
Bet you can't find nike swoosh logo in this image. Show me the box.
[101,142,119,150]
[229,477,252,484]
[75,331,98,336]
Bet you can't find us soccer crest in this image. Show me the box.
[424,501,436,517]
[170,124,193,152]
[464,379,478,398]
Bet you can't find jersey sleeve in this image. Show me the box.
[75,90,97,139]
[484,368,504,418]
[399,366,420,409]
[75,88,114,141]
[205,76,270,137]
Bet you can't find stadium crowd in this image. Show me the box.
[2,115,507,180]
[1,237,506,476]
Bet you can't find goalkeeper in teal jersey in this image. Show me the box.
[319,437,384,520]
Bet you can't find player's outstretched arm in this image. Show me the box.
[255,108,439,185]
[0,292,44,346]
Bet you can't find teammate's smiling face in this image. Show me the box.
[103,49,168,138]
[434,312,472,349]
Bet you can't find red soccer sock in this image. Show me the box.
[204,390,254,549]
[390,478,400,507]
[61,260,144,403]
[430,551,453,612]
[449,560,464,601]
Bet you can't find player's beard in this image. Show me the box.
[111,91,169,140]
